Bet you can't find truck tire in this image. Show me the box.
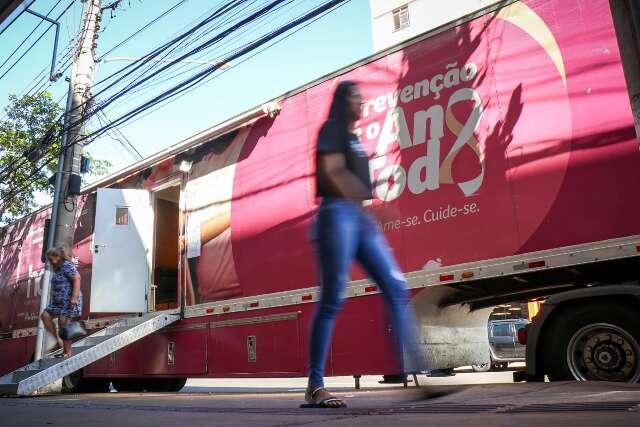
[542,302,640,383]
[168,378,187,392]
[62,370,111,393]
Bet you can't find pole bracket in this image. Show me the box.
[25,9,61,82]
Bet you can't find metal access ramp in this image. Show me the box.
[0,310,179,396]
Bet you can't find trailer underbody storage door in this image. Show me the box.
[90,188,154,313]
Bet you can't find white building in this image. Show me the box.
[370,0,498,51]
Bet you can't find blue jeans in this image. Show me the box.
[308,198,426,388]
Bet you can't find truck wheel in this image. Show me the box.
[62,370,111,393]
[471,362,491,372]
[168,378,187,392]
[112,378,146,392]
[543,303,640,382]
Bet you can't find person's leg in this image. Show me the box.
[58,316,72,356]
[40,310,58,338]
[307,201,359,393]
[355,213,426,376]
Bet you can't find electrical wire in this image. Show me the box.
[8,0,251,153]
[121,0,348,132]
[115,0,301,100]
[2,1,239,168]
[94,0,248,89]
[96,109,143,160]
[0,0,350,203]
[97,0,188,61]
[97,0,321,113]
[101,1,260,96]
[61,0,344,147]
[101,0,127,11]
[82,0,349,143]
[1,1,294,176]
[92,0,291,117]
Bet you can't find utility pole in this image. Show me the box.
[55,0,102,250]
[34,0,102,361]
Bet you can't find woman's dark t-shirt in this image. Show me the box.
[316,119,373,198]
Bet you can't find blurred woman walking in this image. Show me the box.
[304,81,427,408]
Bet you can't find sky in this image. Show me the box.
[0,0,374,179]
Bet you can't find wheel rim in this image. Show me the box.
[567,322,640,382]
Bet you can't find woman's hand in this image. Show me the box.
[70,296,78,307]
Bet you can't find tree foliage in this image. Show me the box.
[0,92,110,223]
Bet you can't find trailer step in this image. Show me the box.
[0,310,179,396]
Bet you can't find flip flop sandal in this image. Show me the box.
[300,387,347,409]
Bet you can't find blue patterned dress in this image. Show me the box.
[45,260,83,318]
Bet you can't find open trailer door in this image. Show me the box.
[90,188,154,313]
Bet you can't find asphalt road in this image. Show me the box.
[1,368,639,426]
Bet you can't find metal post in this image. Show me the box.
[33,86,73,361]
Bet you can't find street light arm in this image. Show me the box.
[25,9,61,82]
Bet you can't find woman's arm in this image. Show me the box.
[70,275,81,306]
[317,153,371,201]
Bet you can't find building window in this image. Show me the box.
[392,5,410,31]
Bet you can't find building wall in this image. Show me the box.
[370,0,498,51]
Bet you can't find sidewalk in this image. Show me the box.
[1,373,639,427]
